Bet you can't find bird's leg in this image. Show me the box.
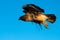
[42,21,48,29]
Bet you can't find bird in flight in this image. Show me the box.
[19,4,56,29]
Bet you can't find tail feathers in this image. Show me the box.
[45,14,56,23]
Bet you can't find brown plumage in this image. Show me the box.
[19,4,56,29]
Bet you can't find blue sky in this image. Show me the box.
[0,0,60,40]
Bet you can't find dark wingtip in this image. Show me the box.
[28,4,45,13]
[23,4,44,13]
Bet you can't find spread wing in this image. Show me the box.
[23,4,44,15]
[28,4,44,13]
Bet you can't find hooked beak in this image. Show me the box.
[19,16,26,21]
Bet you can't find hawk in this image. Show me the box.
[19,4,56,29]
